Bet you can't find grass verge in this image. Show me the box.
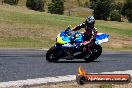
[0,4,131,50]
[21,81,132,88]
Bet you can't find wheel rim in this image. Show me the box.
[93,48,98,53]
[92,48,98,56]
[49,54,55,60]
[92,47,102,58]
[93,46,102,53]
[85,54,90,58]
[84,45,102,62]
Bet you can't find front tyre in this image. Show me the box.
[84,44,102,62]
[46,46,59,62]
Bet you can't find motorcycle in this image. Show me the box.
[46,29,109,62]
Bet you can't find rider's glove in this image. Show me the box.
[67,25,73,30]
[80,42,86,47]
[83,41,90,45]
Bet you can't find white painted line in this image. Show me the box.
[0,75,76,88]
[0,70,132,88]
[101,70,132,74]
[38,48,49,51]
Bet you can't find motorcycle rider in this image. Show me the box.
[64,16,97,53]
[72,16,97,47]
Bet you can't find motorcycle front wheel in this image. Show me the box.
[46,46,60,62]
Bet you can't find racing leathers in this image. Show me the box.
[72,22,98,46]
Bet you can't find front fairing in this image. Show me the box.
[56,32,83,45]
[56,32,71,44]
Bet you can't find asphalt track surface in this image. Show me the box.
[0,49,132,82]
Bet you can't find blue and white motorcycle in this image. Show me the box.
[46,29,109,62]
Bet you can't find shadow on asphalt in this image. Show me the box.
[48,61,101,63]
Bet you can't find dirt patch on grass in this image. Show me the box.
[0,22,59,39]
[103,36,132,50]
[0,22,132,49]
[96,20,132,30]
[30,82,101,88]
[0,4,37,14]
[26,81,132,88]
[0,22,60,48]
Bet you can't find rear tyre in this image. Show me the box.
[46,46,59,62]
[84,44,102,62]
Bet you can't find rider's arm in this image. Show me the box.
[92,27,98,39]
[72,22,85,31]
[81,27,98,46]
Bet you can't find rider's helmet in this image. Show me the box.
[85,16,95,29]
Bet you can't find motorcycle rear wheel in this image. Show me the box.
[84,44,102,62]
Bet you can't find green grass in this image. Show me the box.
[0,9,83,26]
[100,84,113,88]
[0,5,131,50]
[0,37,54,48]
[97,25,132,37]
